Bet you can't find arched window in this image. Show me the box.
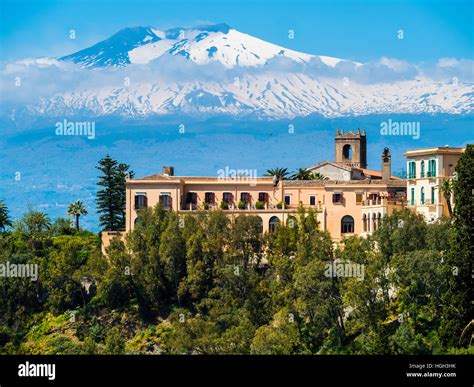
[363,214,367,232]
[421,187,425,204]
[269,216,280,233]
[372,213,377,231]
[341,215,354,234]
[431,186,435,204]
[377,212,382,228]
[421,161,425,177]
[342,144,352,160]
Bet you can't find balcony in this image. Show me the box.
[178,202,323,213]
[362,198,383,206]
[409,199,437,209]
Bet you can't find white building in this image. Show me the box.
[404,146,464,222]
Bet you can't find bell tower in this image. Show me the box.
[381,147,391,181]
[335,128,367,169]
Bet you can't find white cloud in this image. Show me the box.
[0,53,472,109]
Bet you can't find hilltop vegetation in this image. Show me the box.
[0,145,472,355]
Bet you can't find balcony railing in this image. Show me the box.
[178,202,323,212]
[362,198,405,207]
[362,198,382,206]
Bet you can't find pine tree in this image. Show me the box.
[0,200,12,231]
[115,163,134,229]
[96,156,133,231]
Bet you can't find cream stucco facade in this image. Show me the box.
[404,147,463,223]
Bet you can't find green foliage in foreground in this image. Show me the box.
[0,207,470,355]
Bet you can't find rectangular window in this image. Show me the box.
[356,193,363,205]
[223,192,232,203]
[241,192,250,203]
[409,161,417,179]
[258,192,267,202]
[284,195,291,206]
[332,193,343,204]
[159,194,172,209]
[186,192,197,204]
[134,193,147,209]
[205,192,215,204]
[431,186,435,204]
[411,187,415,206]
[427,160,436,177]
[309,196,316,206]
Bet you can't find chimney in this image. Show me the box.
[382,148,391,181]
[162,166,174,176]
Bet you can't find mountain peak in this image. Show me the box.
[59,22,322,69]
[60,25,162,67]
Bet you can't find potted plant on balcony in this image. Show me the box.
[255,200,265,209]
[276,201,283,209]
[220,201,229,210]
[203,202,210,210]
[238,200,246,210]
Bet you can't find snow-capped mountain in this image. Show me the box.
[5,23,474,120]
[59,23,351,69]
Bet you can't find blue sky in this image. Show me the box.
[0,0,472,63]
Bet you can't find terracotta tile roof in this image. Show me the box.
[358,168,402,180]
[283,179,406,187]
[130,174,274,183]
[306,160,354,172]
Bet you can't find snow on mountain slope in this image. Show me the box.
[60,27,163,67]
[60,23,351,69]
[32,75,473,119]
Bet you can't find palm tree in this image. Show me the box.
[438,179,453,217]
[67,201,88,230]
[0,200,12,231]
[265,167,290,186]
[19,210,51,247]
[291,168,313,180]
[311,172,326,180]
[265,167,290,180]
